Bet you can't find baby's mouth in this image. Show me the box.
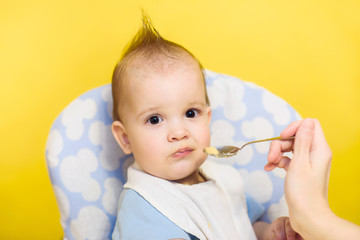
[172,147,193,158]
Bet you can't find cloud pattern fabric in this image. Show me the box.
[46,70,301,240]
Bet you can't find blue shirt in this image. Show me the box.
[112,189,264,240]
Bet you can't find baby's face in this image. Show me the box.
[114,59,211,184]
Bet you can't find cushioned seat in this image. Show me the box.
[46,69,301,240]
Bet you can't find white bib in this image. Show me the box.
[124,160,257,240]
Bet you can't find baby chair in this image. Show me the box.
[46,69,301,240]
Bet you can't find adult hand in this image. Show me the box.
[265,118,333,238]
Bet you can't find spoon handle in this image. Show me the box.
[239,136,295,150]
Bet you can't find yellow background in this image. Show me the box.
[1,0,359,239]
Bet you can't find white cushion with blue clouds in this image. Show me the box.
[46,70,301,240]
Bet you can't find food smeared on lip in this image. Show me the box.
[204,147,219,156]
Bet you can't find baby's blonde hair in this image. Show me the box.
[112,13,209,121]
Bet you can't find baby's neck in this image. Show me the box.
[174,170,207,185]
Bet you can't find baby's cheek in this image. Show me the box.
[199,126,211,147]
[140,138,162,156]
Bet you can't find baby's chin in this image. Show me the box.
[167,161,207,184]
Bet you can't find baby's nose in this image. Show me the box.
[168,124,189,142]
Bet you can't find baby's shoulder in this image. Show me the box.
[118,188,155,213]
[115,189,191,239]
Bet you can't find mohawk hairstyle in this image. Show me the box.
[112,13,209,121]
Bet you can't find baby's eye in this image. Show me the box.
[185,109,199,118]
[146,115,163,125]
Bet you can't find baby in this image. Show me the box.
[111,15,300,240]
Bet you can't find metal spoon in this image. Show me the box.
[203,136,295,158]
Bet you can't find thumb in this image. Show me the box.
[309,119,332,174]
[293,118,315,167]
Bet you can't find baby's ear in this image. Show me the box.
[111,121,132,154]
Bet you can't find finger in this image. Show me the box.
[309,119,332,170]
[264,162,276,171]
[280,120,303,138]
[279,156,291,171]
[292,118,315,168]
[265,156,291,171]
[296,233,304,240]
[311,119,331,156]
[273,217,286,240]
[285,217,297,240]
[268,139,294,163]
[268,140,283,164]
[309,119,333,196]
[283,158,291,171]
